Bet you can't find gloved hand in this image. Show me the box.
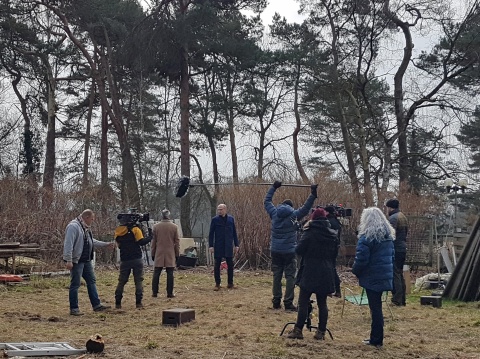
[152,256,155,262]
[310,184,318,198]
[273,180,282,189]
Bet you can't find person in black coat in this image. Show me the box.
[208,204,239,290]
[325,206,342,297]
[287,208,338,340]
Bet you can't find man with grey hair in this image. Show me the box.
[63,209,114,315]
[151,209,180,298]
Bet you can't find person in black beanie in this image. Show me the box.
[325,206,342,297]
[385,198,408,306]
[264,180,317,311]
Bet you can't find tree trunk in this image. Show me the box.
[225,73,239,183]
[82,78,96,189]
[42,57,56,197]
[292,63,309,183]
[179,26,192,237]
[383,0,415,186]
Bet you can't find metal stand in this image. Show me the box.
[279,300,333,339]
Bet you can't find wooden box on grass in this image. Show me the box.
[162,308,195,326]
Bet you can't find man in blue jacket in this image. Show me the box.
[264,181,317,311]
[209,204,239,291]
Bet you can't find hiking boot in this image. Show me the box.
[136,303,144,309]
[167,294,175,298]
[272,303,281,310]
[286,327,303,339]
[115,303,122,310]
[314,329,325,340]
[284,303,297,312]
[214,285,221,291]
[152,293,158,298]
[70,309,84,316]
[334,291,342,298]
[227,284,237,289]
[93,304,111,312]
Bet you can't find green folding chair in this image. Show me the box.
[341,287,393,319]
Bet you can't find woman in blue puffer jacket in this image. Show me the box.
[352,207,395,348]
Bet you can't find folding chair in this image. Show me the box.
[341,287,393,320]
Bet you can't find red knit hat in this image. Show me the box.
[311,208,327,220]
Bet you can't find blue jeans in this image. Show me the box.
[271,252,297,306]
[366,289,384,346]
[69,261,101,311]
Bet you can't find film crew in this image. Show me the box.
[264,181,317,311]
[63,209,114,316]
[385,198,408,307]
[151,209,180,298]
[325,206,342,298]
[352,207,395,348]
[209,204,239,291]
[114,212,152,309]
[287,208,338,340]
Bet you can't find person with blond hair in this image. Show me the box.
[352,207,395,348]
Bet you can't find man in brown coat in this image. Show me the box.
[151,209,180,298]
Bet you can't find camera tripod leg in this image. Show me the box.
[279,322,296,336]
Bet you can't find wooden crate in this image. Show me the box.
[162,308,195,326]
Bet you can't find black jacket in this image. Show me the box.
[295,219,338,294]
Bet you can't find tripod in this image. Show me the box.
[279,300,333,339]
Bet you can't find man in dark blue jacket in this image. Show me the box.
[264,181,317,311]
[209,204,239,291]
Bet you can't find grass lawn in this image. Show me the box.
[1,267,479,358]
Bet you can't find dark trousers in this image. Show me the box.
[115,258,144,305]
[214,257,234,286]
[392,252,406,305]
[295,289,328,332]
[152,267,174,296]
[366,289,384,346]
[271,252,296,306]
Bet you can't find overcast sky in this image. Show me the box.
[260,0,304,25]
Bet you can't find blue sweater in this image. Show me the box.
[264,186,316,254]
[352,234,395,292]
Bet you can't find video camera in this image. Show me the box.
[325,204,352,218]
[117,208,150,226]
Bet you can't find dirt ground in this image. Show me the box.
[1,266,479,359]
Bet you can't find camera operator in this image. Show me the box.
[264,181,317,311]
[114,212,152,309]
[325,206,342,298]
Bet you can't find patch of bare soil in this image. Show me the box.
[1,267,479,359]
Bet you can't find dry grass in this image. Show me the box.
[1,267,480,359]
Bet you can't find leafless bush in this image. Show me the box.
[0,178,119,265]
